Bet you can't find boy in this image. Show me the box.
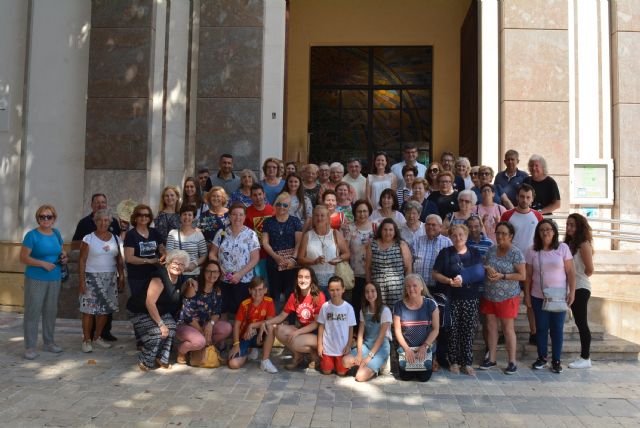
[317,276,357,375]
[228,277,278,373]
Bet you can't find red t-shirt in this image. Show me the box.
[244,204,275,258]
[236,296,276,338]
[283,292,326,326]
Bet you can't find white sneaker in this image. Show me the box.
[261,359,278,374]
[568,357,591,369]
[82,341,93,353]
[93,337,112,349]
[248,348,259,361]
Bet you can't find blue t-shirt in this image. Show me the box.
[262,215,303,268]
[260,179,285,205]
[494,169,528,205]
[393,297,437,347]
[22,228,63,281]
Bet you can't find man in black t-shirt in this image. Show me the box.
[523,155,561,214]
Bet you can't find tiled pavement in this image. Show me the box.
[1,312,639,427]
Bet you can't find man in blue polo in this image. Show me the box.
[494,149,528,206]
[210,154,240,196]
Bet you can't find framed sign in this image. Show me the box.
[570,159,613,205]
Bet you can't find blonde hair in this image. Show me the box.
[159,185,181,212]
[403,274,432,299]
[35,204,57,222]
[206,186,229,207]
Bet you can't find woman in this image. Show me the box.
[175,259,233,364]
[124,204,165,297]
[393,274,440,382]
[298,204,350,297]
[155,185,181,246]
[427,171,459,220]
[285,161,297,176]
[166,205,208,279]
[267,267,326,370]
[230,169,256,207]
[78,209,125,353]
[335,181,355,224]
[425,162,443,195]
[480,222,525,374]
[20,205,67,360]
[525,219,576,374]
[183,177,206,219]
[455,157,473,190]
[410,178,439,223]
[399,200,425,248]
[474,166,513,209]
[432,224,485,375]
[317,163,331,192]
[277,159,286,179]
[282,172,313,230]
[209,203,261,316]
[301,163,321,206]
[260,157,285,205]
[442,190,477,235]
[397,165,417,207]
[343,282,391,381]
[322,190,346,231]
[126,249,191,371]
[198,186,230,243]
[564,214,594,369]
[470,166,480,189]
[474,184,506,243]
[366,151,397,208]
[345,200,376,324]
[365,218,412,307]
[369,189,406,227]
[262,193,303,311]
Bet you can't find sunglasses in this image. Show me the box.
[470,172,478,176]
[479,172,491,176]
[205,269,220,274]
[275,202,289,208]
[428,168,439,174]
[38,215,55,221]
[138,213,151,218]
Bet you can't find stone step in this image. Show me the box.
[472,319,605,341]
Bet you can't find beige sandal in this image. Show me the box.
[461,365,475,376]
[449,363,460,374]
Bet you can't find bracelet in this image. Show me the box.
[367,351,374,358]
[157,320,165,328]
[233,341,240,346]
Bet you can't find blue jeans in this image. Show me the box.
[531,296,565,361]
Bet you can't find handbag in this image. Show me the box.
[538,252,568,312]
[332,230,355,290]
[189,345,221,368]
[275,247,297,271]
[53,229,69,283]
[398,346,432,371]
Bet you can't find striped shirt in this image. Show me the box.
[466,234,493,257]
[412,234,453,286]
[166,228,208,275]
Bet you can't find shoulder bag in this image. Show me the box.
[332,229,355,290]
[189,345,222,368]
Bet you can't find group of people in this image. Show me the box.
[20,146,594,381]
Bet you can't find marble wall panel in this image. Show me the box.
[85,98,149,170]
[91,0,153,28]
[195,98,261,170]
[198,27,263,98]
[502,28,568,101]
[612,31,640,105]
[502,0,567,30]
[613,104,640,178]
[83,169,149,213]
[612,0,640,32]
[501,100,569,175]
[200,0,264,27]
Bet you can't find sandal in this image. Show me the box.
[155,358,172,370]
[176,354,187,365]
[285,354,304,371]
[449,363,460,374]
[461,365,475,376]
[138,362,150,372]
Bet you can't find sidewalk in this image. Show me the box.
[0,312,639,427]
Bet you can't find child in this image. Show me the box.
[317,276,356,375]
[228,276,278,373]
[342,282,392,381]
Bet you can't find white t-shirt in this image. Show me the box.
[502,209,543,254]
[317,300,357,356]
[360,305,393,340]
[83,232,119,273]
[343,174,367,201]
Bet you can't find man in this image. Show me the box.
[500,183,543,344]
[391,143,427,188]
[72,193,122,342]
[210,154,240,195]
[523,154,561,214]
[197,168,212,196]
[441,151,465,192]
[494,149,528,206]
[244,184,275,286]
[342,158,367,200]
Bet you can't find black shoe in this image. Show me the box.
[478,359,497,370]
[498,335,505,345]
[528,333,537,345]
[532,356,547,370]
[504,362,517,375]
[101,332,118,342]
[551,360,563,374]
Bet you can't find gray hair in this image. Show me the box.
[93,209,112,223]
[458,189,477,205]
[329,162,344,173]
[528,154,548,175]
[240,168,257,182]
[165,249,190,267]
[403,273,432,298]
[403,200,423,215]
[455,157,471,168]
[425,214,443,225]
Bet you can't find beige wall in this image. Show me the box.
[286,0,471,163]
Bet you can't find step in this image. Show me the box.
[473,319,605,342]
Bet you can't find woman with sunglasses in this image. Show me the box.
[20,205,67,360]
[425,162,443,196]
[175,259,232,364]
[262,193,303,311]
[442,190,477,235]
[367,152,397,208]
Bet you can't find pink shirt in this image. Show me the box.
[474,204,506,243]
[525,243,573,299]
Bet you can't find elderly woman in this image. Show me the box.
[20,204,67,359]
[367,151,397,208]
[262,192,303,311]
[209,203,261,316]
[317,163,331,193]
[408,178,439,222]
[524,154,561,214]
[155,185,181,246]
[298,204,350,297]
[455,157,473,190]
[432,224,485,375]
[261,157,285,205]
[393,274,440,382]
[322,162,357,201]
[127,249,191,371]
[366,218,412,307]
[78,209,125,353]
[370,188,406,227]
[282,172,313,230]
[267,267,326,370]
[470,166,480,189]
[399,200,425,248]
[230,169,256,207]
[442,190,477,235]
[427,171,459,220]
[166,205,208,280]
[301,163,321,206]
[474,183,506,243]
[183,177,206,219]
[198,186,230,243]
[335,181,355,224]
[473,166,513,209]
[397,165,417,207]
[175,259,232,364]
[525,219,576,374]
[480,222,525,374]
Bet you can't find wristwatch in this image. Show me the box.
[368,351,375,358]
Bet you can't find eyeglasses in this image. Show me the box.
[170,261,185,268]
[459,199,472,204]
[495,231,510,236]
[428,168,439,174]
[38,215,54,221]
[205,269,220,274]
[138,213,151,218]
[275,202,289,208]
[439,180,452,184]
[539,227,554,233]
[479,172,491,176]
[470,172,478,176]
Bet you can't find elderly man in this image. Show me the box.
[494,149,528,206]
[523,154,561,214]
[210,154,240,195]
[391,143,427,188]
[342,158,367,200]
